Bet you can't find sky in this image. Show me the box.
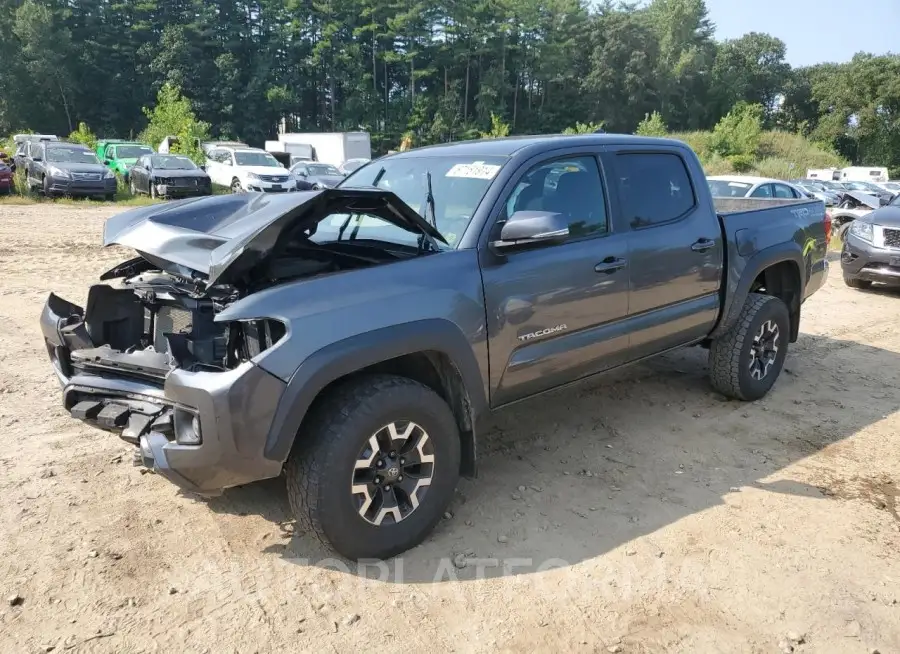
[704,0,898,67]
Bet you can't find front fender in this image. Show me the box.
[262,319,488,463]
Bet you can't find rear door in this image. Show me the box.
[481,151,631,406]
[206,149,227,186]
[604,147,723,358]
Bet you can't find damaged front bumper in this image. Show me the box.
[40,293,286,495]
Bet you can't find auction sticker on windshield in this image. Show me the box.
[446,162,501,180]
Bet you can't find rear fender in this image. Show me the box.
[712,240,804,341]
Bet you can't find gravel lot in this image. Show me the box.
[1,204,899,653]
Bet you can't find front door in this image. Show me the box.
[481,153,631,407]
[605,148,723,358]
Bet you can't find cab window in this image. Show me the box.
[502,156,608,239]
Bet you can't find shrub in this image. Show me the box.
[709,102,764,158]
[68,122,97,150]
[727,154,755,172]
[635,112,668,137]
[139,83,210,164]
[563,121,604,135]
[481,113,510,139]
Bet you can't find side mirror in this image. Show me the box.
[491,211,569,252]
[104,159,111,165]
[199,165,206,171]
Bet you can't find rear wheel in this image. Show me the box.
[843,274,872,290]
[285,374,461,560]
[709,293,790,401]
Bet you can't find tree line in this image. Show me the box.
[1,0,898,173]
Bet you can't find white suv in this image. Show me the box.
[205,147,298,193]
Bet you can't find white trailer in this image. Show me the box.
[806,168,841,181]
[273,132,371,168]
[840,166,889,183]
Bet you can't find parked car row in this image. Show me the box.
[5,132,376,201]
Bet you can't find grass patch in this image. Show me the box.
[670,129,849,179]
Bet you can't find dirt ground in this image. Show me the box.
[1,204,899,654]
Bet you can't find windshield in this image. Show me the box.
[234,151,281,167]
[882,182,900,191]
[151,155,196,170]
[307,163,342,176]
[708,179,751,197]
[338,155,506,248]
[891,194,900,207]
[117,145,153,159]
[846,181,880,192]
[46,147,100,164]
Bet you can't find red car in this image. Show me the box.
[0,160,12,195]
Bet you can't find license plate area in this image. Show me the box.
[271,184,282,191]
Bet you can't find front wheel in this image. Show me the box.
[149,182,157,199]
[230,178,243,194]
[709,293,790,401]
[285,374,461,560]
[129,178,137,195]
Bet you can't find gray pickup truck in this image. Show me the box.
[40,135,829,559]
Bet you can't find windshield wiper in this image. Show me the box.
[372,167,386,187]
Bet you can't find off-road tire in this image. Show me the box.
[285,374,461,560]
[843,274,872,290]
[709,293,790,401]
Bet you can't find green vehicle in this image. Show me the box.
[96,140,154,180]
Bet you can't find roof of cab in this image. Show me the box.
[387,134,691,159]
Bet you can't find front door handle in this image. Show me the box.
[691,238,715,252]
[594,257,626,274]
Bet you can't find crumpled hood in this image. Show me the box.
[103,188,447,286]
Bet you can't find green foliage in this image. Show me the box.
[67,122,97,150]
[635,112,668,137]
[481,113,510,139]
[709,102,763,158]
[0,0,891,176]
[563,121,604,135]
[138,84,210,164]
[672,127,847,179]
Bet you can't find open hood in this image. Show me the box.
[103,188,447,286]
[845,190,882,210]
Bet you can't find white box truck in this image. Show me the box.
[271,132,371,168]
[840,166,889,183]
[264,140,315,167]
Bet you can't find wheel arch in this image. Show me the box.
[263,320,488,478]
[713,243,804,343]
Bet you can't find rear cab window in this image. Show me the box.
[614,152,696,228]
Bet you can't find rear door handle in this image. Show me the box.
[691,238,715,252]
[594,257,626,274]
